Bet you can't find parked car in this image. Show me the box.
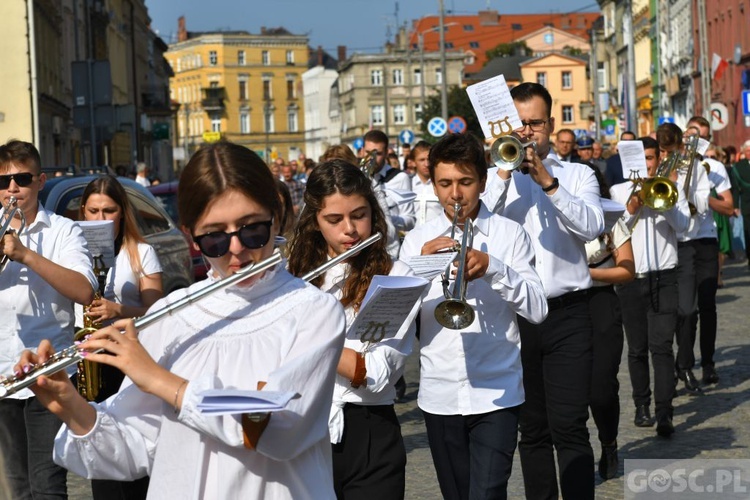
[149,180,208,281]
[39,175,194,294]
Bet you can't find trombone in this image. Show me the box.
[489,136,536,171]
[434,202,476,330]
[625,152,680,229]
[0,196,27,272]
[677,134,700,215]
[359,150,379,179]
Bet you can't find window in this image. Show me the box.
[562,71,572,89]
[127,193,171,235]
[536,72,547,87]
[262,50,270,66]
[445,42,454,49]
[286,50,294,64]
[265,107,275,133]
[371,105,384,126]
[371,69,383,86]
[597,62,607,91]
[287,109,298,132]
[413,68,422,85]
[287,77,296,99]
[393,104,406,125]
[240,111,250,134]
[263,79,272,100]
[414,103,423,123]
[463,25,474,31]
[211,115,221,132]
[392,69,404,86]
[469,41,480,49]
[209,51,218,66]
[238,50,246,65]
[562,105,574,123]
[435,68,443,84]
[238,80,248,100]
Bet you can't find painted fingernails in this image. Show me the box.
[22,365,32,374]
[80,351,88,358]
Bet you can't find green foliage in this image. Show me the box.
[562,45,584,56]
[419,86,484,143]
[485,41,531,61]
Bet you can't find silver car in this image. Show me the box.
[40,174,194,294]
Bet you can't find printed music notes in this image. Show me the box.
[78,220,116,268]
[466,75,523,140]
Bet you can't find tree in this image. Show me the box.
[419,85,484,144]
[485,41,531,62]
[562,45,584,56]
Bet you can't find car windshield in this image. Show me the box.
[152,192,179,224]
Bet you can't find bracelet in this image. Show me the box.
[173,379,188,415]
[350,352,367,389]
[542,177,559,193]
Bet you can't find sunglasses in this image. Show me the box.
[0,172,35,190]
[193,219,274,258]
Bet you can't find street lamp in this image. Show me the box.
[438,0,448,122]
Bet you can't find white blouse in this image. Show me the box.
[54,264,346,499]
[320,260,419,443]
[585,218,631,287]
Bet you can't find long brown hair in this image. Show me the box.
[287,159,391,309]
[80,176,145,276]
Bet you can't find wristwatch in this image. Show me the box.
[542,177,559,193]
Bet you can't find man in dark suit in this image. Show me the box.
[605,131,637,187]
[730,139,750,264]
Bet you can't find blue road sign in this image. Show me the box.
[658,116,676,125]
[353,137,364,150]
[399,129,415,145]
[448,116,467,134]
[428,117,448,137]
[742,90,750,116]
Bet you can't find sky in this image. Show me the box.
[146,0,600,54]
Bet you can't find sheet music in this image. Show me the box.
[77,220,115,268]
[347,275,429,343]
[617,140,648,181]
[696,137,710,156]
[466,75,522,139]
[404,253,457,280]
[196,389,298,415]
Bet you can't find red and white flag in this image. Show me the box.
[712,53,729,80]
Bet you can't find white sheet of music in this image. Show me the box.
[77,220,115,268]
[466,74,523,139]
[346,275,429,342]
[403,252,458,280]
[618,140,648,181]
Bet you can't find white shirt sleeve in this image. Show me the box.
[547,164,605,242]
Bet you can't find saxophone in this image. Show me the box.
[74,255,107,401]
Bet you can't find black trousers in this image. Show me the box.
[422,407,519,500]
[589,285,624,445]
[616,269,678,417]
[332,404,405,500]
[517,295,594,500]
[675,238,719,371]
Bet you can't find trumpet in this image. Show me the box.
[0,234,384,399]
[0,196,27,272]
[489,135,536,171]
[359,150,379,178]
[434,203,476,330]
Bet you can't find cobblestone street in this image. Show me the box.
[68,259,750,499]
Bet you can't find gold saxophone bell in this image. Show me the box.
[434,203,476,330]
[75,255,108,401]
[489,136,536,171]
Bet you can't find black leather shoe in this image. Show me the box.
[678,369,703,394]
[394,376,406,401]
[702,366,719,385]
[599,442,619,480]
[656,413,675,437]
[634,405,655,427]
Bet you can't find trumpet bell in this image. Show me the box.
[434,299,476,330]
[640,177,678,211]
[489,136,535,171]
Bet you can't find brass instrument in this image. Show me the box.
[0,196,27,272]
[359,150,379,178]
[74,255,108,401]
[0,234,384,399]
[625,152,680,229]
[489,135,537,171]
[434,203,476,330]
[679,134,700,215]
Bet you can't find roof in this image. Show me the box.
[471,55,532,83]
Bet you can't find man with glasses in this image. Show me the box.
[554,128,577,162]
[363,130,415,258]
[0,140,97,499]
[482,83,604,499]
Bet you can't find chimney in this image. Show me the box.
[478,9,499,26]
[317,46,324,67]
[337,45,347,62]
[177,16,187,42]
[260,26,267,35]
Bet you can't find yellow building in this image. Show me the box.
[166,18,308,164]
[520,53,591,140]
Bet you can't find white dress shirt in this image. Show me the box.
[321,260,419,443]
[54,265,345,499]
[683,158,732,241]
[399,202,547,416]
[0,205,97,397]
[610,181,691,273]
[676,159,712,241]
[412,175,444,227]
[481,157,605,298]
[374,165,416,233]
[135,175,151,187]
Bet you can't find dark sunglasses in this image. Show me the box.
[0,173,35,190]
[193,219,274,258]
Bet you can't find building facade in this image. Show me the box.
[302,48,339,161]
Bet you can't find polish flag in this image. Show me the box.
[712,53,729,80]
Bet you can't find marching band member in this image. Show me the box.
[0,140,97,499]
[610,134,691,437]
[19,142,346,499]
[482,83,605,499]
[288,159,419,499]
[400,132,547,499]
[410,140,443,226]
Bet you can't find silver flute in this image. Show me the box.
[0,233,382,398]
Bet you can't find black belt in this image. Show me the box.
[546,289,590,311]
